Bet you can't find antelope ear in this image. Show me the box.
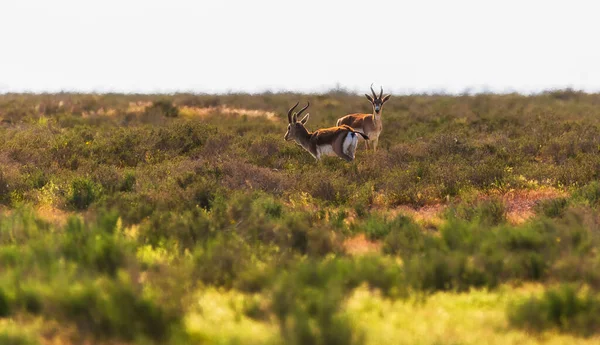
[382,94,391,103]
[300,113,310,124]
[365,94,374,103]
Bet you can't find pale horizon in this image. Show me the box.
[2,0,600,95]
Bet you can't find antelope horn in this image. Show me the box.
[287,101,299,123]
[370,83,377,99]
[296,101,310,119]
[379,86,383,99]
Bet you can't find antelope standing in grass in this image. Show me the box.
[336,84,391,151]
[284,101,369,162]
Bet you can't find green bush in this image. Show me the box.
[68,177,102,210]
[53,275,179,342]
[120,171,136,192]
[405,251,487,292]
[193,235,251,288]
[0,287,11,317]
[446,198,506,226]
[347,256,406,297]
[0,330,39,345]
[573,181,600,207]
[141,210,212,250]
[535,198,569,218]
[0,171,10,204]
[360,214,417,241]
[508,285,600,337]
[376,215,428,258]
[281,212,341,256]
[272,260,365,345]
[62,213,132,276]
[19,287,43,314]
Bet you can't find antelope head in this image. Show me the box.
[364,84,391,115]
[284,101,310,142]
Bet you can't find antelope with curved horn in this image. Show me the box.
[336,84,391,151]
[284,101,369,161]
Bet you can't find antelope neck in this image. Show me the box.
[294,126,313,149]
[373,112,381,125]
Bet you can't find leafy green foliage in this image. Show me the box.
[68,177,102,210]
[535,197,569,218]
[508,285,600,337]
[0,329,38,345]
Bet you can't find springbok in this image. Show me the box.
[284,101,369,161]
[335,84,391,151]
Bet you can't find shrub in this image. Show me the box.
[62,213,133,276]
[347,256,406,297]
[193,235,250,288]
[0,287,10,317]
[53,275,179,341]
[280,212,341,256]
[22,166,48,189]
[0,329,39,345]
[0,171,9,204]
[145,99,179,118]
[0,207,48,245]
[141,210,212,250]
[361,214,392,240]
[362,214,417,241]
[189,178,218,211]
[440,219,478,251]
[120,171,136,192]
[100,193,155,225]
[535,198,569,218]
[446,198,506,226]
[155,122,202,153]
[235,266,276,293]
[19,287,42,314]
[573,181,600,207]
[406,251,476,292]
[383,217,429,257]
[508,285,600,337]
[272,260,365,345]
[68,177,102,210]
[92,165,121,193]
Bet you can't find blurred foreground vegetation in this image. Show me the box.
[1,90,600,344]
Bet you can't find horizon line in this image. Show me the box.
[1,85,599,97]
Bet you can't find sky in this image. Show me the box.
[1,0,600,95]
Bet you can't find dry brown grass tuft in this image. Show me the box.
[343,233,382,255]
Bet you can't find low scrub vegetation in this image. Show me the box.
[508,285,600,337]
[1,91,600,343]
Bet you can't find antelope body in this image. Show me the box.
[284,101,369,161]
[336,84,391,151]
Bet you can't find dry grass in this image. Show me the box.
[501,188,568,224]
[35,205,71,227]
[179,105,278,121]
[343,233,382,256]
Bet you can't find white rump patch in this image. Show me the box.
[343,132,359,159]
